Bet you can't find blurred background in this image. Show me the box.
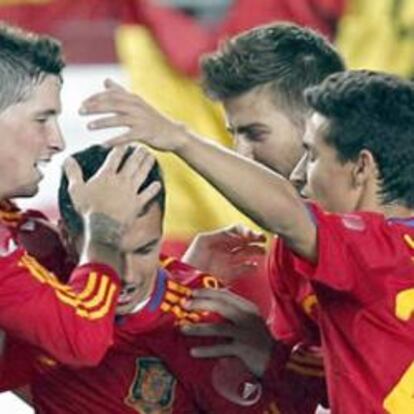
[0,1,413,411]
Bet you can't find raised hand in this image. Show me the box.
[181,288,274,377]
[64,144,160,243]
[182,224,266,283]
[80,79,188,152]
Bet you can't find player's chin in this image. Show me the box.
[14,182,40,198]
[115,303,134,315]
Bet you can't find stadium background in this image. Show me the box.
[0,0,413,412]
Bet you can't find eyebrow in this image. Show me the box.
[227,123,269,135]
[35,109,61,117]
[133,238,160,253]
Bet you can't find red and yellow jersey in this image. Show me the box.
[266,238,327,413]
[0,201,120,371]
[267,237,321,346]
[278,202,414,413]
[31,257,294,414]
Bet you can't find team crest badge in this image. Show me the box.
[125,357,176,413]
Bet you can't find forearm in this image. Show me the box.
[175,129,310,240]
[0,255,119,366]
[79,213,122,275]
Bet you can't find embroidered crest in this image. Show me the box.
[125,357,176,413]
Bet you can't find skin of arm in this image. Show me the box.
[81,81,316,261]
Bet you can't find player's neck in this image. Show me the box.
[129,269,158,312]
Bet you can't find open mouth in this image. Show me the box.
[34,159,51,174]
[117,286,138,306]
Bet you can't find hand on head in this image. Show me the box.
[63,144,160,245]
[80,79,187,152]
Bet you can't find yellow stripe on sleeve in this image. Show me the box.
[19,253,117,321]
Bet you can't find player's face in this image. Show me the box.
[223,87,304,178]
[116,202,163,315]
[0,75,64,199]
[293,113,361,213]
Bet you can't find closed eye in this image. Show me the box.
[132,239,159,255]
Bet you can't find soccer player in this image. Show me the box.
[0,23,159,368]
[82,69,414,413]
[82,22,345,412]
[5,144,298,413]
[183,19,344,363]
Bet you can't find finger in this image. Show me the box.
[98,145,129,175]
[180,322,233,338]
[244,231,267,243]
[129,155,158,193]
[81,91,148,116]
[227,224,266,242]
[63,157,83,187]
[233,227,267,244]
[209,227,264,251]
[121,146,153,178]
[80,92,134,115]
[135,182,161,212]
[190,289,259,316]
[88,115,130,131]
[185,296,255,323]
[230,244,266,257]
[104,78,126,91]
[190,344,237,359]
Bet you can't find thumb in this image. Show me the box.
[63,157,84,187]
[104,78,126,92]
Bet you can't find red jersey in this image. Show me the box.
[30,257,294,414]
[267,238,327,412]
[278,202,414,413]
[0,201,121,369]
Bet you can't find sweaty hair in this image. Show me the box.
[0,22,65,112]
[201,22,345,120]
[58,145,166,235]
[305,70,414,208]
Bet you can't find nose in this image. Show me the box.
[48,120,66,154]
[289,153,307,194]
[121,254,136,285]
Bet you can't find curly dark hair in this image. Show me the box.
[59,145,166,235]
[0,22,65,112]
[201,22,345,120]
[305,70,414,208]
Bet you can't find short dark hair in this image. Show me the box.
[0,22,65,112]
[305,70,414,208]
[201,22,345,120]
[58,145,166,235]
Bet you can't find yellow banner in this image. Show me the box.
[336,0,414,78]
[115,25,261,240]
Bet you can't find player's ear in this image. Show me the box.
[352,149,377,188]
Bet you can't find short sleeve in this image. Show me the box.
[281,203,408,292]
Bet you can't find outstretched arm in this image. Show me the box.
[81,80,317,261]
